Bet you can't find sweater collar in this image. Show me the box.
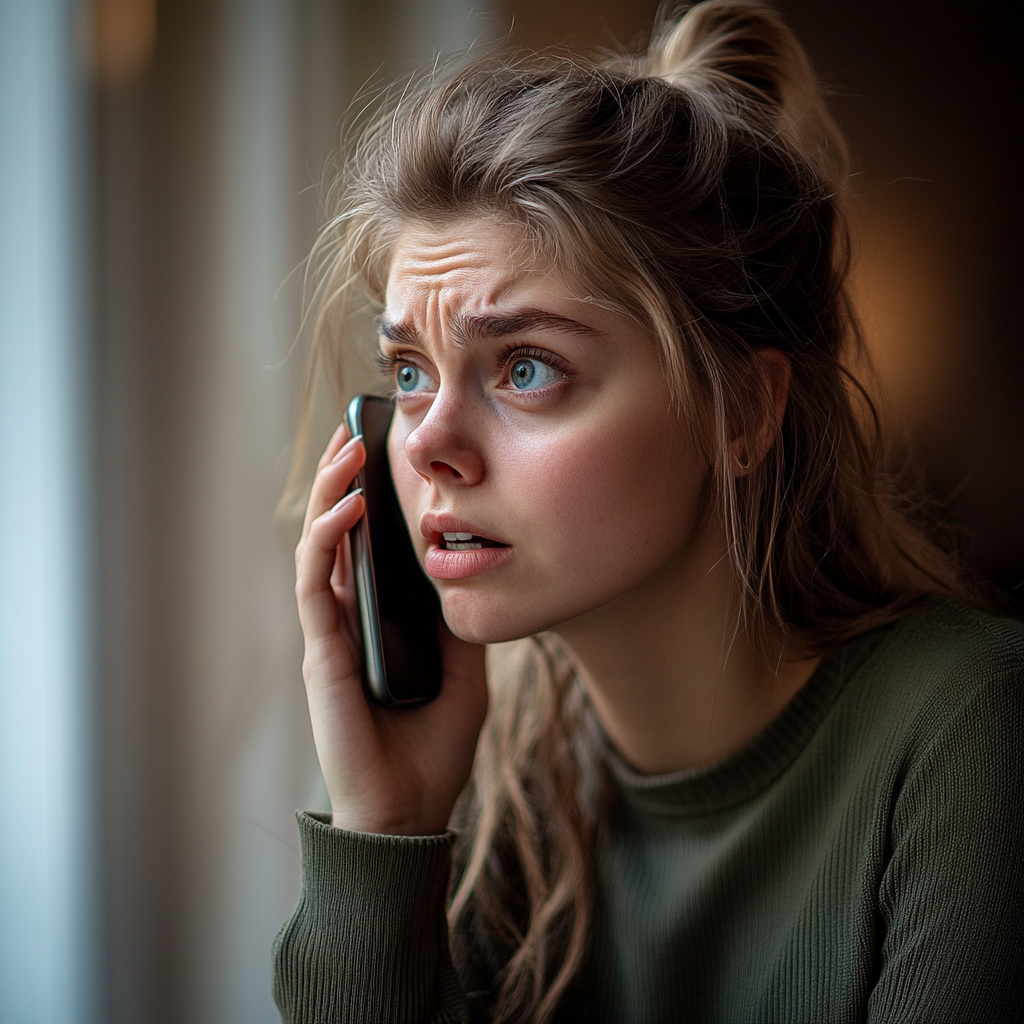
[597,623,890,817]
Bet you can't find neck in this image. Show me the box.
[554,517,820,775]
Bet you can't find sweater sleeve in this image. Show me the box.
[868,655,1024,1024]
[272,811,469,1024]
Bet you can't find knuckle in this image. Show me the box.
[308,512,339,546]
[305,517,325,547]
[301,654,315,684]
[295,576,315,604]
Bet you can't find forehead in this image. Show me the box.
[384,217,564,312]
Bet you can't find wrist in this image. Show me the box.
[330,806,450,837]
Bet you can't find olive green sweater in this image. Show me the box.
[273,601,1024,1022]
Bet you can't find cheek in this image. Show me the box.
[514,413,707,575]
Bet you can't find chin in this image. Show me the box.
[438,590,552,645]
[438,583,606,645]
[441,608,531,646]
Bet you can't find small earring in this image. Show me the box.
[736,451,750,471]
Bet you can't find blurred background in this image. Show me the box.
[0,0,1020,1021]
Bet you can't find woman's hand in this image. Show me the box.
[294,423,488,836]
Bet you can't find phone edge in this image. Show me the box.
[345,395,393,705]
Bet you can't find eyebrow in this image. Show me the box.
[373,309,602,347]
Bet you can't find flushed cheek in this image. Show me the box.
[507,423,705,599]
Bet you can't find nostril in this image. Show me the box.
[430,461,463,479]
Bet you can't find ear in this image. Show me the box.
[730,348,791,477]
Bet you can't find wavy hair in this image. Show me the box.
[287,3,967,1020]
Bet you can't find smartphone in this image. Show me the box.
[345,394,443,706]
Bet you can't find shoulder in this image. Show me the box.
[832,599,1024,820]
[871,597,1024,675]
[859,603,1024,1022]
[818,599,1024,793]
[849,597,1023,721]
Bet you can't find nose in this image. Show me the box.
[403,388,486,486]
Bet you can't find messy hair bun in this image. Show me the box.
[645,0,847,189]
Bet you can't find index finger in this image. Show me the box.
[301,420,352,547]
[299,433,365,550]
[317,420,351,471]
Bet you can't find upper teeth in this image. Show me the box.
[443,532,474,541]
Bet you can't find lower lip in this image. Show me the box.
[423,544,512,580]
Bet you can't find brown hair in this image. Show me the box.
[290,2,967,1019]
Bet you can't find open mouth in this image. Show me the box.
[441,531,506,551]
[425,524,513,579]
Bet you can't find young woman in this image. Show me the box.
[274,3,1024,1021]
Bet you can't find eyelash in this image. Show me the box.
[374,351,404,378]
[375,346,571,392]
[371,352,405,399]
[496,344,570,381]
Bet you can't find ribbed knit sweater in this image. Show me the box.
[273,600,1024,1023]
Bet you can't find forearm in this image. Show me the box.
[273,812,469,1024]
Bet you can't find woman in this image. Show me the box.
[274,3,1024,1021]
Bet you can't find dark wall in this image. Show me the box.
[781,1,1023,605]
[502,0,1024,606]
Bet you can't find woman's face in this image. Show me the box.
[383,217,712,644]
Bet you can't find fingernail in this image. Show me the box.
[331,488,362,513]
[330,433,362,464]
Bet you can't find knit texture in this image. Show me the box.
[273,600,1024,1023]
[272,822,467,1022]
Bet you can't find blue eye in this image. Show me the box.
[509,358,559,391]
[396,363,425,392]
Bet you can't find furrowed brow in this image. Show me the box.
[374,309,601,348]
[373,315,419,346]
[454,309,601,345]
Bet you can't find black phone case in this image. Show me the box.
[345,394,443,705]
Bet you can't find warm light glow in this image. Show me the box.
[87,0,156,87]
[847,200,965,427]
